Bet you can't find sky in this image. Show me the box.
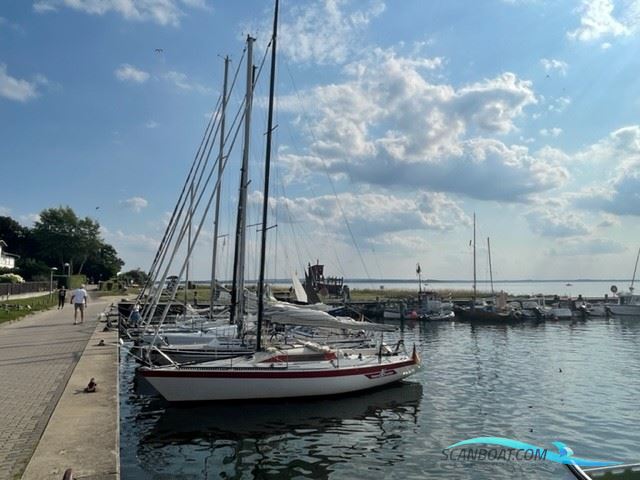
[1,0,640,282]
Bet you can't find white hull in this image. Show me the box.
[607,305,640,317]
[141,351,421,402]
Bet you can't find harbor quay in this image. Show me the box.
[0,288,120,480]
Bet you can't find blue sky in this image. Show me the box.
[1,0,640,281]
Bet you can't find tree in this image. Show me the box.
[32,206,102,274]
[119,268,149,286]
[0,216,33,257]
[83,244,124,282]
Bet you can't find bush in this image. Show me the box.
[0,273,26,284]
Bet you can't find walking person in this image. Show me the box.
[71,284,88,325]
[57,285,67,309]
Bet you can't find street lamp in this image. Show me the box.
[49,267,58,298]
[63,262,70,287]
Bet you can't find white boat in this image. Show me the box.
[139,343,421,402]
[567,462,640,479]
[606,291,640,317]
[607,247,640,317]
[139,3,424,402]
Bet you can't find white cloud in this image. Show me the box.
[540,58,568,76]
[121,196,149,213]
[601,41,613,49]
[597,213,621,228]
[567,0,632,42]
[33,0,209,26]
[548,96,571,113]
[573,125,640,216]
[525,205,591,238]
[548,238,626,256]
[33,1,57,13]
[19,213,41,225]
[163,71,212,94]
[0,206,11,216]
[540,127,563,137]
[105,229,159,252]
[115,64,149,84]
[0,64,47,102]
[277,51,566,202]
[275,0,386,65]
[146,120,159,129]
[253,190,470,247]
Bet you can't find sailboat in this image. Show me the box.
[139,1,421,401]
[454,216,520,323]
[606,247,640,317]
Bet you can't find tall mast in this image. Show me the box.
[185,183,193,307]
[631,247,640,293]
[230,36,254,326]
[210,55,230,310]
[473,212,477,305]
[487,237,494,297]
[256,0,279,351]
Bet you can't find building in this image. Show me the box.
[0,240,18,270]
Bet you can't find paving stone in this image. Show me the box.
[0,291,109,479]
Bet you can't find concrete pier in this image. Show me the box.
[0,290,120,480]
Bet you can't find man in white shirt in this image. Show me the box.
[71,284,88,325]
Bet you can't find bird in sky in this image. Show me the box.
[155,48,164,53]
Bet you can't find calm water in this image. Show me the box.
[264,280,626,298]
[345,280,626,298]
[120,315,640,479]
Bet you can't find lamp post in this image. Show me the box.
[63,262,70,287]
[49,267,58,299]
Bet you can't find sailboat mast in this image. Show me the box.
[230,36,254,326]
[256,0,279,352]
[210,55,230,310]
[186,183,193,307]
[473,212,477,304]
[630,247,640,293]
[488,237,494,297]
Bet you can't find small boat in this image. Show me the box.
[453,304,520,323]
[607,291,640,317]
[566,462,640,479]
[607,247,640,317]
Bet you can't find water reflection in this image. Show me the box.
[130,381,422,479]
[121,317,640,480]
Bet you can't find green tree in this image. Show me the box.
[83,244,124,282]
[32,206,102,274]
[0,216,33,257]
[119,268,149,286]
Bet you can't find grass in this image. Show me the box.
[0,293,58,324]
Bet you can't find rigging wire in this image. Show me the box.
[283,60,372,280]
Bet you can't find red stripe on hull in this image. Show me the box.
[141,358,418,379]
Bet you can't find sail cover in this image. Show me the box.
[267,305,396,332]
